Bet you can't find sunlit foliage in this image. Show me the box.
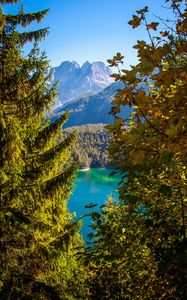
[0,3,85,299]
[85,0,187,298]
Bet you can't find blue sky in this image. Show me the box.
[2,0,174,67]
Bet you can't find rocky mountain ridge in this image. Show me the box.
[52,60,114,107]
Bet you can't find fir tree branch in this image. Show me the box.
[18,28,49,44]
[33,112,70,150]
[1,71,52,99]
[0,0,19,3]
[6,10,49,27]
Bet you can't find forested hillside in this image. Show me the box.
[64,124,110,169]
[51,81,131,128]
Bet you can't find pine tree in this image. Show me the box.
[0,4,85,299]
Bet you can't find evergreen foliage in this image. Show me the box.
[0,3,85,299]
[85,0,187,298]
[0,0,20,4]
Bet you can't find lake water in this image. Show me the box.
[68,168,119,240]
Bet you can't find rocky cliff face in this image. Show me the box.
[52,61,114,107]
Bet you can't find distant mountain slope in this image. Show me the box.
[52,61,114,107]
[52,81,131,128]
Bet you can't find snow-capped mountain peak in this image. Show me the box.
[52,60,114,107]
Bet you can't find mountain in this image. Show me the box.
[52,61,114,107]
[51,81,131,128]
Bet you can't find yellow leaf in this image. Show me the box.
[131,150,145,164]
[160,31,169,37]
[165,127,177,137]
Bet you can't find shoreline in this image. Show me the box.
[79,167,90,172]
[79,166,113,172]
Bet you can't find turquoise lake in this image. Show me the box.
[68,168,119,240]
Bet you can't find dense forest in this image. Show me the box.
[64,124,110,169]
[0,0,186,299]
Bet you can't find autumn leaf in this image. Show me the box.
[128,15,142,28]
[136,6,149,15]
[114,52,124,62]
[111,106,121,115]
[160,31,169,37]
[107,59,117,67]
[130,150,145,164]
[111,73,121,81]
[165,127,177,137]
[146,22,159,31]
